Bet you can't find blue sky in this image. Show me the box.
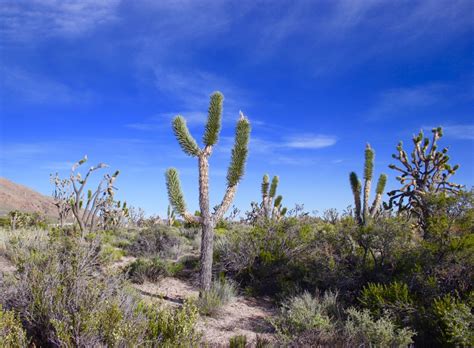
[1,0,473,217]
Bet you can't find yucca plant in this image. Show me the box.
[68,155,120,236]
[387,127,463,235]
[349,144,387,225]
[261,174,287,221]
[165,92,251,292]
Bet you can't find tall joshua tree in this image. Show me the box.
[349,144,387,225]
[165,92,251,292]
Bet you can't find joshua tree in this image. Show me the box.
[349,144,387,225]
[68,155,120,236]
[167,205,176,227]
[261,174,287,221]
[100,199,129,230]
[51,173,73,227]
[387,127,463,235]
[165,92,251,292]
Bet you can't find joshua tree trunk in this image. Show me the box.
[198,149,214,291]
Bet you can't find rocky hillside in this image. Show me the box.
[0,177,57,218]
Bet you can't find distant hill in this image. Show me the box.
[0,177,58,218]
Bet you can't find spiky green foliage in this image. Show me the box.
[364,144,374,181]
[203,92,223,146]
[165,168,187,218]
[376,174,387,195]
[269,176,279,198]
[350,172,362,220]
[259,174,286,221]
[350,172,361,196]
[350,145,387,225]
[227,115,251,187]
[262,174,270,198]
[172,116,200,157]
[274,195,283,208]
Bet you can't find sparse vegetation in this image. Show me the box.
[0,125,471,346]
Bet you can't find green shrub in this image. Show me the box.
[142,299,200,345]
[126,257,184,284]
[229,334,247,348]
[431,294,474,346]
[0,305,28,348]
[359,281,415,326]
[197,278,237,316]
[270,291,338,342]
[127,225,187,259]
[344,308,415,347]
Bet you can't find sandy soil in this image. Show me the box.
[0,255,15,275]
[135,276,278,346]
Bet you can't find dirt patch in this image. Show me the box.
[197,296,277,346]
[134,276,277,345]
[0,255,15,275]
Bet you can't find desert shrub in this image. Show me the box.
[431,293,474,346]
[0,232,199,346]
[127,225,187,259]
[229,334,247,347]
[197,278,237,316]
[126,257,184,284]
[344,308,415,347]
[0,227,49,262]
[142,299,200,346]
[214,224,258,275]
[270,291,339,343]
[359,281,415,327]
[100,243,126,262]
[0,234,148,346]
[0,305,29,348]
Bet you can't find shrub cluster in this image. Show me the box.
[215,190,473,345]
[271,291,415,346]
[0,230,200,346]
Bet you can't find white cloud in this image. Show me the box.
[0,0,120,42]
[284,135,337,149]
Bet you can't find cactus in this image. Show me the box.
[349,144,387,225]
[387,127,463,235]
[165,92,251,292]
[260,174,287,221]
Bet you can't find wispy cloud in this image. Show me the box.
[126,108,242,132]
[0,0,120,43]
[423,124,474,141]
[0,67,93,104]
[150,68,247,112]
[366,83,455,121]
[284,135,337,149]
